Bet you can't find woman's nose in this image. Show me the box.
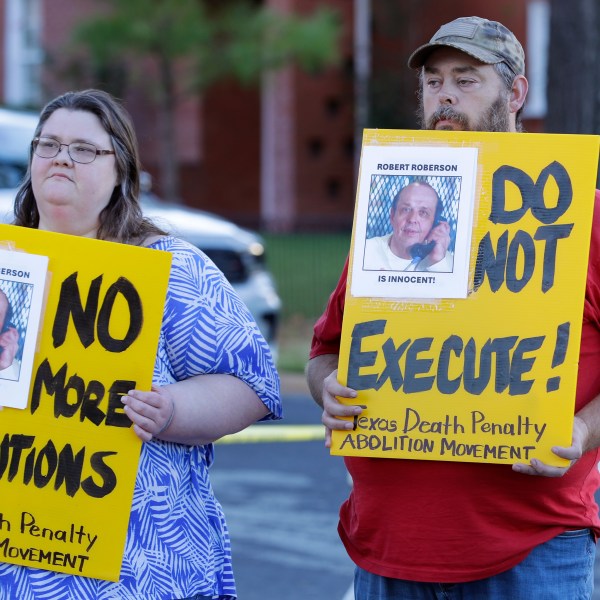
[53,144,73,164]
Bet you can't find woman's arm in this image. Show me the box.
[122,374,270,445]
[125,239,279,445]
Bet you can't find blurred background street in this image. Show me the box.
[211,374,354,599]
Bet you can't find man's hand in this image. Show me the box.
[0,327,19,370]
[512,416,588,477]
[421,220,451,267]
[321,369,363,447]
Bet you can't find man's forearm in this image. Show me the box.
[575,394,600,454]
[306,354,339,408]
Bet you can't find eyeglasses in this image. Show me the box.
[32,136,116,164]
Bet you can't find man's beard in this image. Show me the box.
[418,94,511,132]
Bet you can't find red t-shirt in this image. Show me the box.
[310,192,600,582]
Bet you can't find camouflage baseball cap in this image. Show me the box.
[407,16,525,76]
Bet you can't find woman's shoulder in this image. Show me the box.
[144,235,218,275]
[145,236,229,292]
[145,235,203,256]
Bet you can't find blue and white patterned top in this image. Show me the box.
[0,237,282,600]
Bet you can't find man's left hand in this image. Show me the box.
[512,416,589,477]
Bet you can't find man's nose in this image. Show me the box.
[438,84,457,104]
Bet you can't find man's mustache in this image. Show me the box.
[426,106,469,129]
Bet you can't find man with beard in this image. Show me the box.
[306,16,600,599]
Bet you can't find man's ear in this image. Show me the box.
[509,74,528,114]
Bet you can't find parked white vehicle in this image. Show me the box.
[142,192,281,355]
[0,107,281,358]
[0,108,36,188]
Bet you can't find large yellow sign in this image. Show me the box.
[0,225,171,581]
[332,130,600,466]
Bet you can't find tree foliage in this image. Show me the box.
[65,0,340,201]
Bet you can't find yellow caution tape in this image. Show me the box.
[217,424,325,444]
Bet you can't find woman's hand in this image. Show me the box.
[121,385,175,442]
[122,375,269,445]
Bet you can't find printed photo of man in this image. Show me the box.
[0,288,21,380]
[363,181,454,272]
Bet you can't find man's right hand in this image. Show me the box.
[321,369,363,447]
[306,354,365,447]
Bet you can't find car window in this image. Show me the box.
[0,164,26,188]
[202,248,248,284]
[0,126,32,163]
[0,110,38,188]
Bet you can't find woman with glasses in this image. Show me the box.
[1,89,281,599]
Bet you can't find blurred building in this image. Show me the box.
[0,0,547,231]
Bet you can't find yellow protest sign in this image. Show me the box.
[0,224,171,581]
[332,129,600,466]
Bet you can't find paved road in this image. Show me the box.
[211,379,354,599]
[212,374,600,600]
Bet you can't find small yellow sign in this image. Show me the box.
[332,130,600,466]
[0,225,171,581]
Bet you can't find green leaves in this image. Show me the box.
[64,0,341,202]
[70,0,340,92]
